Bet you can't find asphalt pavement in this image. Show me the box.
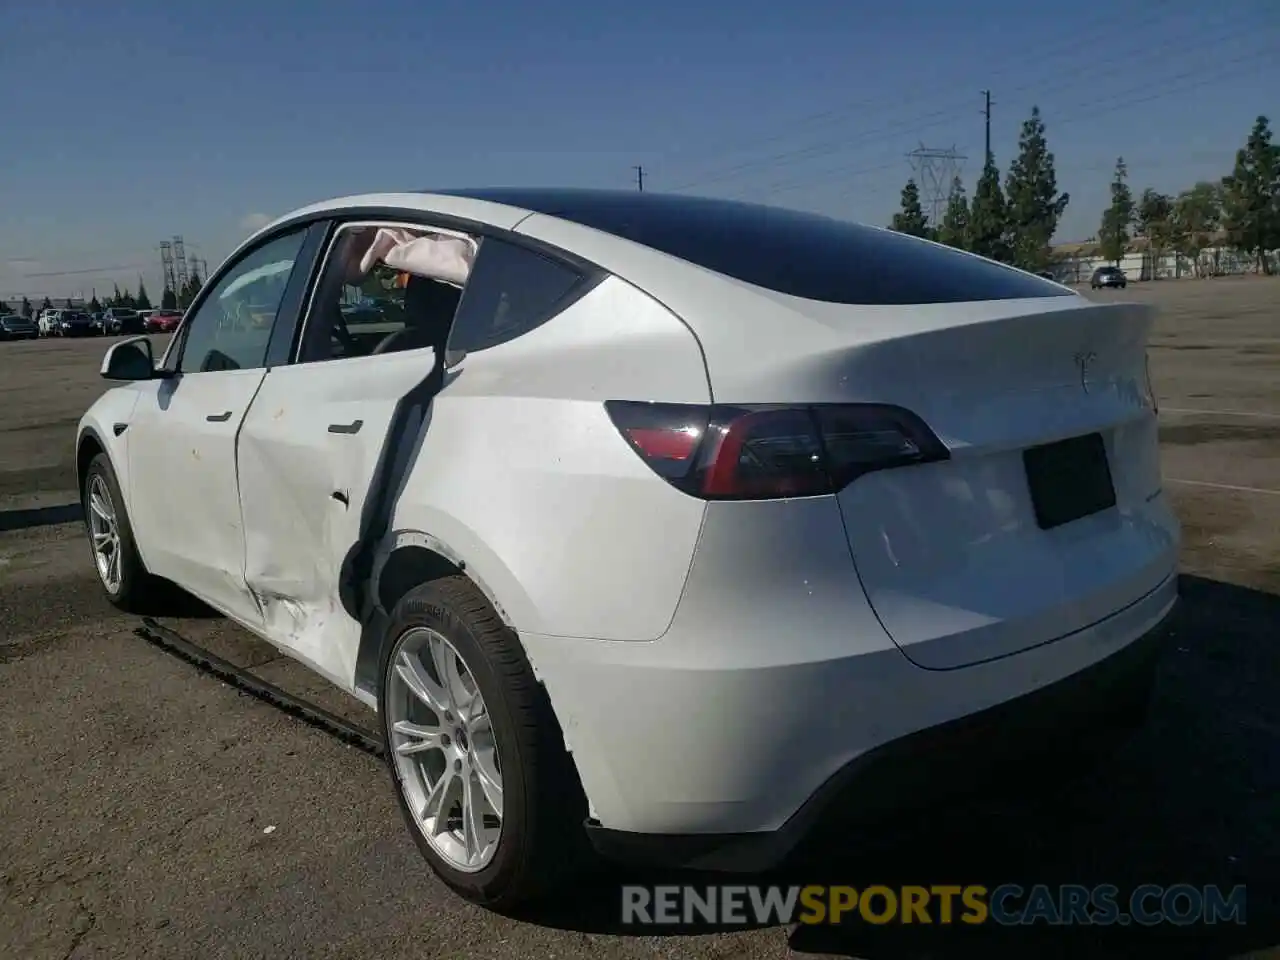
[2,283,1279,959]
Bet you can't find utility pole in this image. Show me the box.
[980,90,994,160]
[633,165,644,192]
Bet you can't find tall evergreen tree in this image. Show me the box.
[1004,106,1069,272]
[1221,115,1280,274]
[1098,157,1135,265]
[161,287,178,310]
[969,153,1008,262]
[890,180,930,237]
[136,281,153,311]
[1137,189,1174,278]
[41,296,53,311]
[937,176,970,250]
[20,297,32,318]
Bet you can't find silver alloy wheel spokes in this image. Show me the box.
[388,627,503,872]
[87,474,122,594]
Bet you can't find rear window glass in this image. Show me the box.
[436,189,1071,305]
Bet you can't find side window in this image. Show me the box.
[445,239,583,359]
[296,224,475,364]
[176,229,307,373]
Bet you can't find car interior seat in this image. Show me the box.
[370,275,462,357]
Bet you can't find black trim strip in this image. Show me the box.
[135,618,384,758]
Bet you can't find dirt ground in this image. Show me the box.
[1,278,1277,959]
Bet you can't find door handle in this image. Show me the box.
[328,419,363,435]
[206,410,233,422]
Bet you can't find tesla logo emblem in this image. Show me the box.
[1074,351,1098,393]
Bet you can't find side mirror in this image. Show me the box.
[100,336,155,381]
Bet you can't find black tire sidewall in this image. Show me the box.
[378,584,539,905]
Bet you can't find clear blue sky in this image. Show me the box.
[2,0,1276,302]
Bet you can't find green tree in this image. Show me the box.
[161,286,178,310]
[890,180,930,237]
[1173,181,1223,277]
[0,301,9,315]
[136,281,153,311]
[1003,106,1070,272]
[110,283,123,307]
[1098,157,1135,265]
[89,295,102,313]
[1137,189,1174,279]
[936,176,970,250]
[21,297,32,318]
[969,153,1009,262]
[64,297,74,309]
[1221,115,1280,275]
[41,296,53,311]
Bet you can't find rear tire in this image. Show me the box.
[379,576,589,909]
[82,453,160,613]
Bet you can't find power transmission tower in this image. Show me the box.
[980,89,995,160]
[633,165,644,192]
[906,144,967,227]
[159,242,176,294]
[172,236,189,292]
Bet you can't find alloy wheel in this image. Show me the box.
[86,474,122,594]
[387,627,504,872]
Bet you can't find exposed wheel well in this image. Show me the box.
[355,544,471,696]
[76,433,104,494]
[377,545,464,614]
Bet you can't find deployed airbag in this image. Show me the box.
[358,227,477,286]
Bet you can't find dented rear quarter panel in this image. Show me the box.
[385,275,712,642]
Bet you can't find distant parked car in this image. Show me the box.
[89,312,107,335]
[104,308,145,336]
[37,310,61,337]
[1091,266,1127,290]
[0,314,38,340]
[144,309,183,333]
[59,311,96,337]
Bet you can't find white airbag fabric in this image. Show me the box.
[358,227,477,285]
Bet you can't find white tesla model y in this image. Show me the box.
[77,189,1180,907]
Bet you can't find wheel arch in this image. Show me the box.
[76,425,108,494]
[353,528,535,701]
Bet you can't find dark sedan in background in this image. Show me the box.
[103,307,145,335]
[1090,265,1128,289]
[58,311,97,337]
[0,314,38,340]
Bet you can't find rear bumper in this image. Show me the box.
[522,496,1179,871]
[586,593,1173,871]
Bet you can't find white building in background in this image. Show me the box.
[1048,233,1279,284]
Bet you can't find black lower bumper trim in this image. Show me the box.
[585,601,1175,872]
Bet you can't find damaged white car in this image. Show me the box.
[77,189,1180,908]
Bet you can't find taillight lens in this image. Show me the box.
[605,400,948,500]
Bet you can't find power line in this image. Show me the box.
[810,49,1275,208]
[716,40,1273,205]
[645,4,1233,173]
[660,17,1269,193]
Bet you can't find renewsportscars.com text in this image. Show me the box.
[621,884,1247,927]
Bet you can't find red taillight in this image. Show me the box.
[605,400,948,500]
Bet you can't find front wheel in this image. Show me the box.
[82,453,158,612]
[379,576,588,909]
